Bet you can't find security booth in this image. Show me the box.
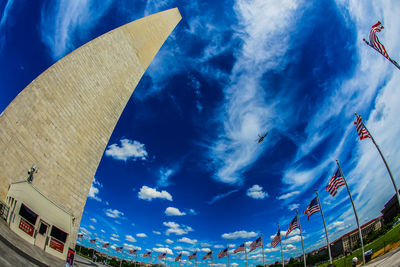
[6,181,74,260]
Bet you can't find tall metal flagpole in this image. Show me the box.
[211,252,213,267]
[261,232,265,266]
[336,160,366,265]
[245,244,248,267]
[119,250,123,267]
[315,190,332,264]
[296,210,307,267]
[356,113,400,207]
[227,249,230,267]
[278,223,284,267]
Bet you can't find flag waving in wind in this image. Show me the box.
[271,230,281,248]
[249,236,262,252]
[175,253,182,262]
[129,249,137,255]
[102,242,110,248]
[304,197,320,220]
[363,21,400,70]
[286,215,299,238]
[158,253,166,259]
[116,246,123,252]
[354,114,370,141]
[326,167,346,196]
[218,248,229,259]
[143,251,152,257]
[202,251,212,260]
[234,243,246,254]
[188,251,197,260]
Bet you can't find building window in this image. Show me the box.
[50,226,68,243]
[18,204,38,225]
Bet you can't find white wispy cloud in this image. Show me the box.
[90,218,97,223]
[246,185,268,199]
[157,167,176,187]
[208,189,238,204]
[209,0,303,185]
[165,207,186,216]
[153,231,161,235]
[105,139,148,161]
[125,235,137,242]
[88,177,102,202]
[105,208,124,219]
[277,191,300,200]
[40,0,113,59]
[89,225,95,230]
[178,237,197,245]
[123,243,141,251]
[222,230,258,240]
[138,186,173,201]
[165,239,174,244]
[288,203,300,211]
[163,222,193,236]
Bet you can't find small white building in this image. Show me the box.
[6,181,74,260]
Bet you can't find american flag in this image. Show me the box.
[175,253,182,262]
[234,243,246,254]
[77,233,84,239]
[202,251,212,260]
[129,249,137,255]
[326,167,346,197]
[143,251,152,257]
[271,230,281,248]
[116,246,123,252]
[218,248,228,259]
[188,252,197,260]
[304,197,320,220]
[249,236,262,252]
[158,253,166,259]
[285,215,299,238]
[90,239,96,244]
[102,242,110,248]
[354,114,370,141]
[369,21,389,58]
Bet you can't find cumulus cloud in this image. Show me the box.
[165,239,174,244]
[222,230,258,240]
[125,235,137,242]
[105,139,148,161]
[88,177,102,202]
[136,233,147,238]
[105,209,124,219]
[201,247,211,252]
[178,237,197,245]
[153,247,173,255]
[246,185,268,199]
[123,243,141,251]
[163,222,194,236]
[165,207,186,216]
[138,186,173,201]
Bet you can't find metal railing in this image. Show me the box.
[0,200,9,221]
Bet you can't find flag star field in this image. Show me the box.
[1,0,400,265]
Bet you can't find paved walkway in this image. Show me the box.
[365,246,400,266]
[0,219,65,266]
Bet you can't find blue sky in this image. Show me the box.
[1,0,400,265]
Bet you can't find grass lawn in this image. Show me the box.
[318,223,400,267]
